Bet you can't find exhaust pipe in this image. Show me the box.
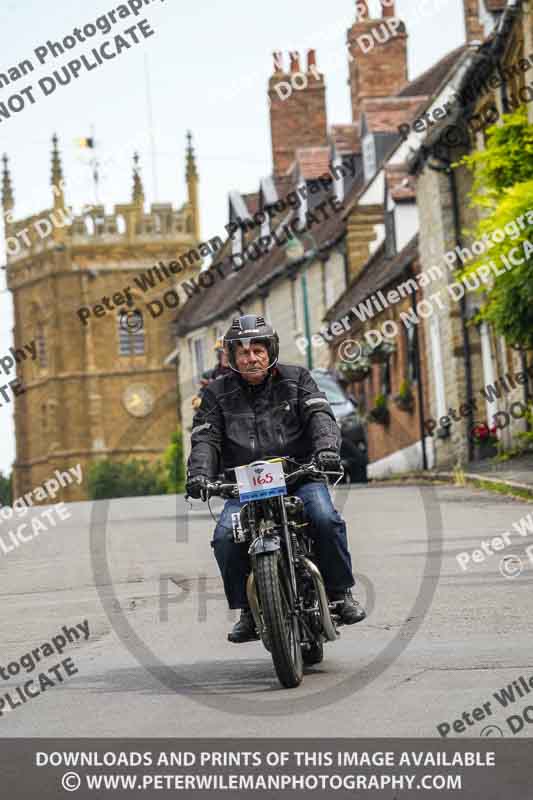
[301,557,339,642]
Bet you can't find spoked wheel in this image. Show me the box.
[255,552,303,689]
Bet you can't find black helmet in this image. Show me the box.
[223,314,279,372]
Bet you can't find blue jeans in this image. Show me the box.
[211,482,355,609]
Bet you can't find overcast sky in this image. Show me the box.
[0,0,465,476]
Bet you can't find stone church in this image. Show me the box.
[2,134,201,502]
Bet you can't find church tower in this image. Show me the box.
[4,134,202,502]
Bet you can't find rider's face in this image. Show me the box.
[234,342,270,383]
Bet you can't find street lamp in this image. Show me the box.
[285,232,318,371]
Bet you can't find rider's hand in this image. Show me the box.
[186,475,209,500]
[315,450,341,472]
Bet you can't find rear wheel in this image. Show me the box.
[255,553,303,689]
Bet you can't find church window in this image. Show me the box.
[118,311,145,356]
[36,322,47,368]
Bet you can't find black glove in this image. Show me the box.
[315,450,341,472]
[186,475,209,500]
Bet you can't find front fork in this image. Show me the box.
[246,501,301,642]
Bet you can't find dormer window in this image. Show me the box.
[331,150,344,204]
[297,176,308,228]
[232,225,243,258]
[362,133,376,182]
[257,187,270,241]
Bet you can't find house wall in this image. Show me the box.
[331,269,432,473]
[415,159,474,467]
[414,4,533,468]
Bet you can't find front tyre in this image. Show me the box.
[255,552,303,689]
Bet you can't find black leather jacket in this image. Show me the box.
[187,363,340,479]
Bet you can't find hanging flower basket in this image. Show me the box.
[393,380,415,413]
[368,341,397,364]
[368,394,390,426]
[336,357,371,383]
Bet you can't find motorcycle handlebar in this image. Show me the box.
[203,462,343,500]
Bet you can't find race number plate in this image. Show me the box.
[235,460,287,502]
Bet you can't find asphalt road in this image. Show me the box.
[0,482,532,738]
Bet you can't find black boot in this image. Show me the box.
[227,608,259,643]
[329,589,366,625]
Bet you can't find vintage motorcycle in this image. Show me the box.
[203,456,344,689]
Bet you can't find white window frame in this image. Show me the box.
[192,335,206,379]
[362,133,376,182]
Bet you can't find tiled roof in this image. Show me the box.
[362,98,429,133]
[396,45,469,98]
[325,235,419,324]
[175,175,365,336]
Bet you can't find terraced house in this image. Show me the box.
[328,0,532,475]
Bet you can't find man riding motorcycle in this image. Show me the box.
[186,315,366,643]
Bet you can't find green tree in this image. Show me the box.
[0,470,12,507]
[88,459,167,500]
[458,107,533,347]
[163,428,186,494]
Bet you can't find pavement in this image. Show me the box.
[0,483,532,739]
[464,453,533,489]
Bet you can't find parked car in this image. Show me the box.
[311,368,368,483]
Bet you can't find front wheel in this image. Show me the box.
[255,552,303,689]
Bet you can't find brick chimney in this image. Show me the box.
[463,0,485,43]
[347,0,408,123]
[268,50,328,176]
